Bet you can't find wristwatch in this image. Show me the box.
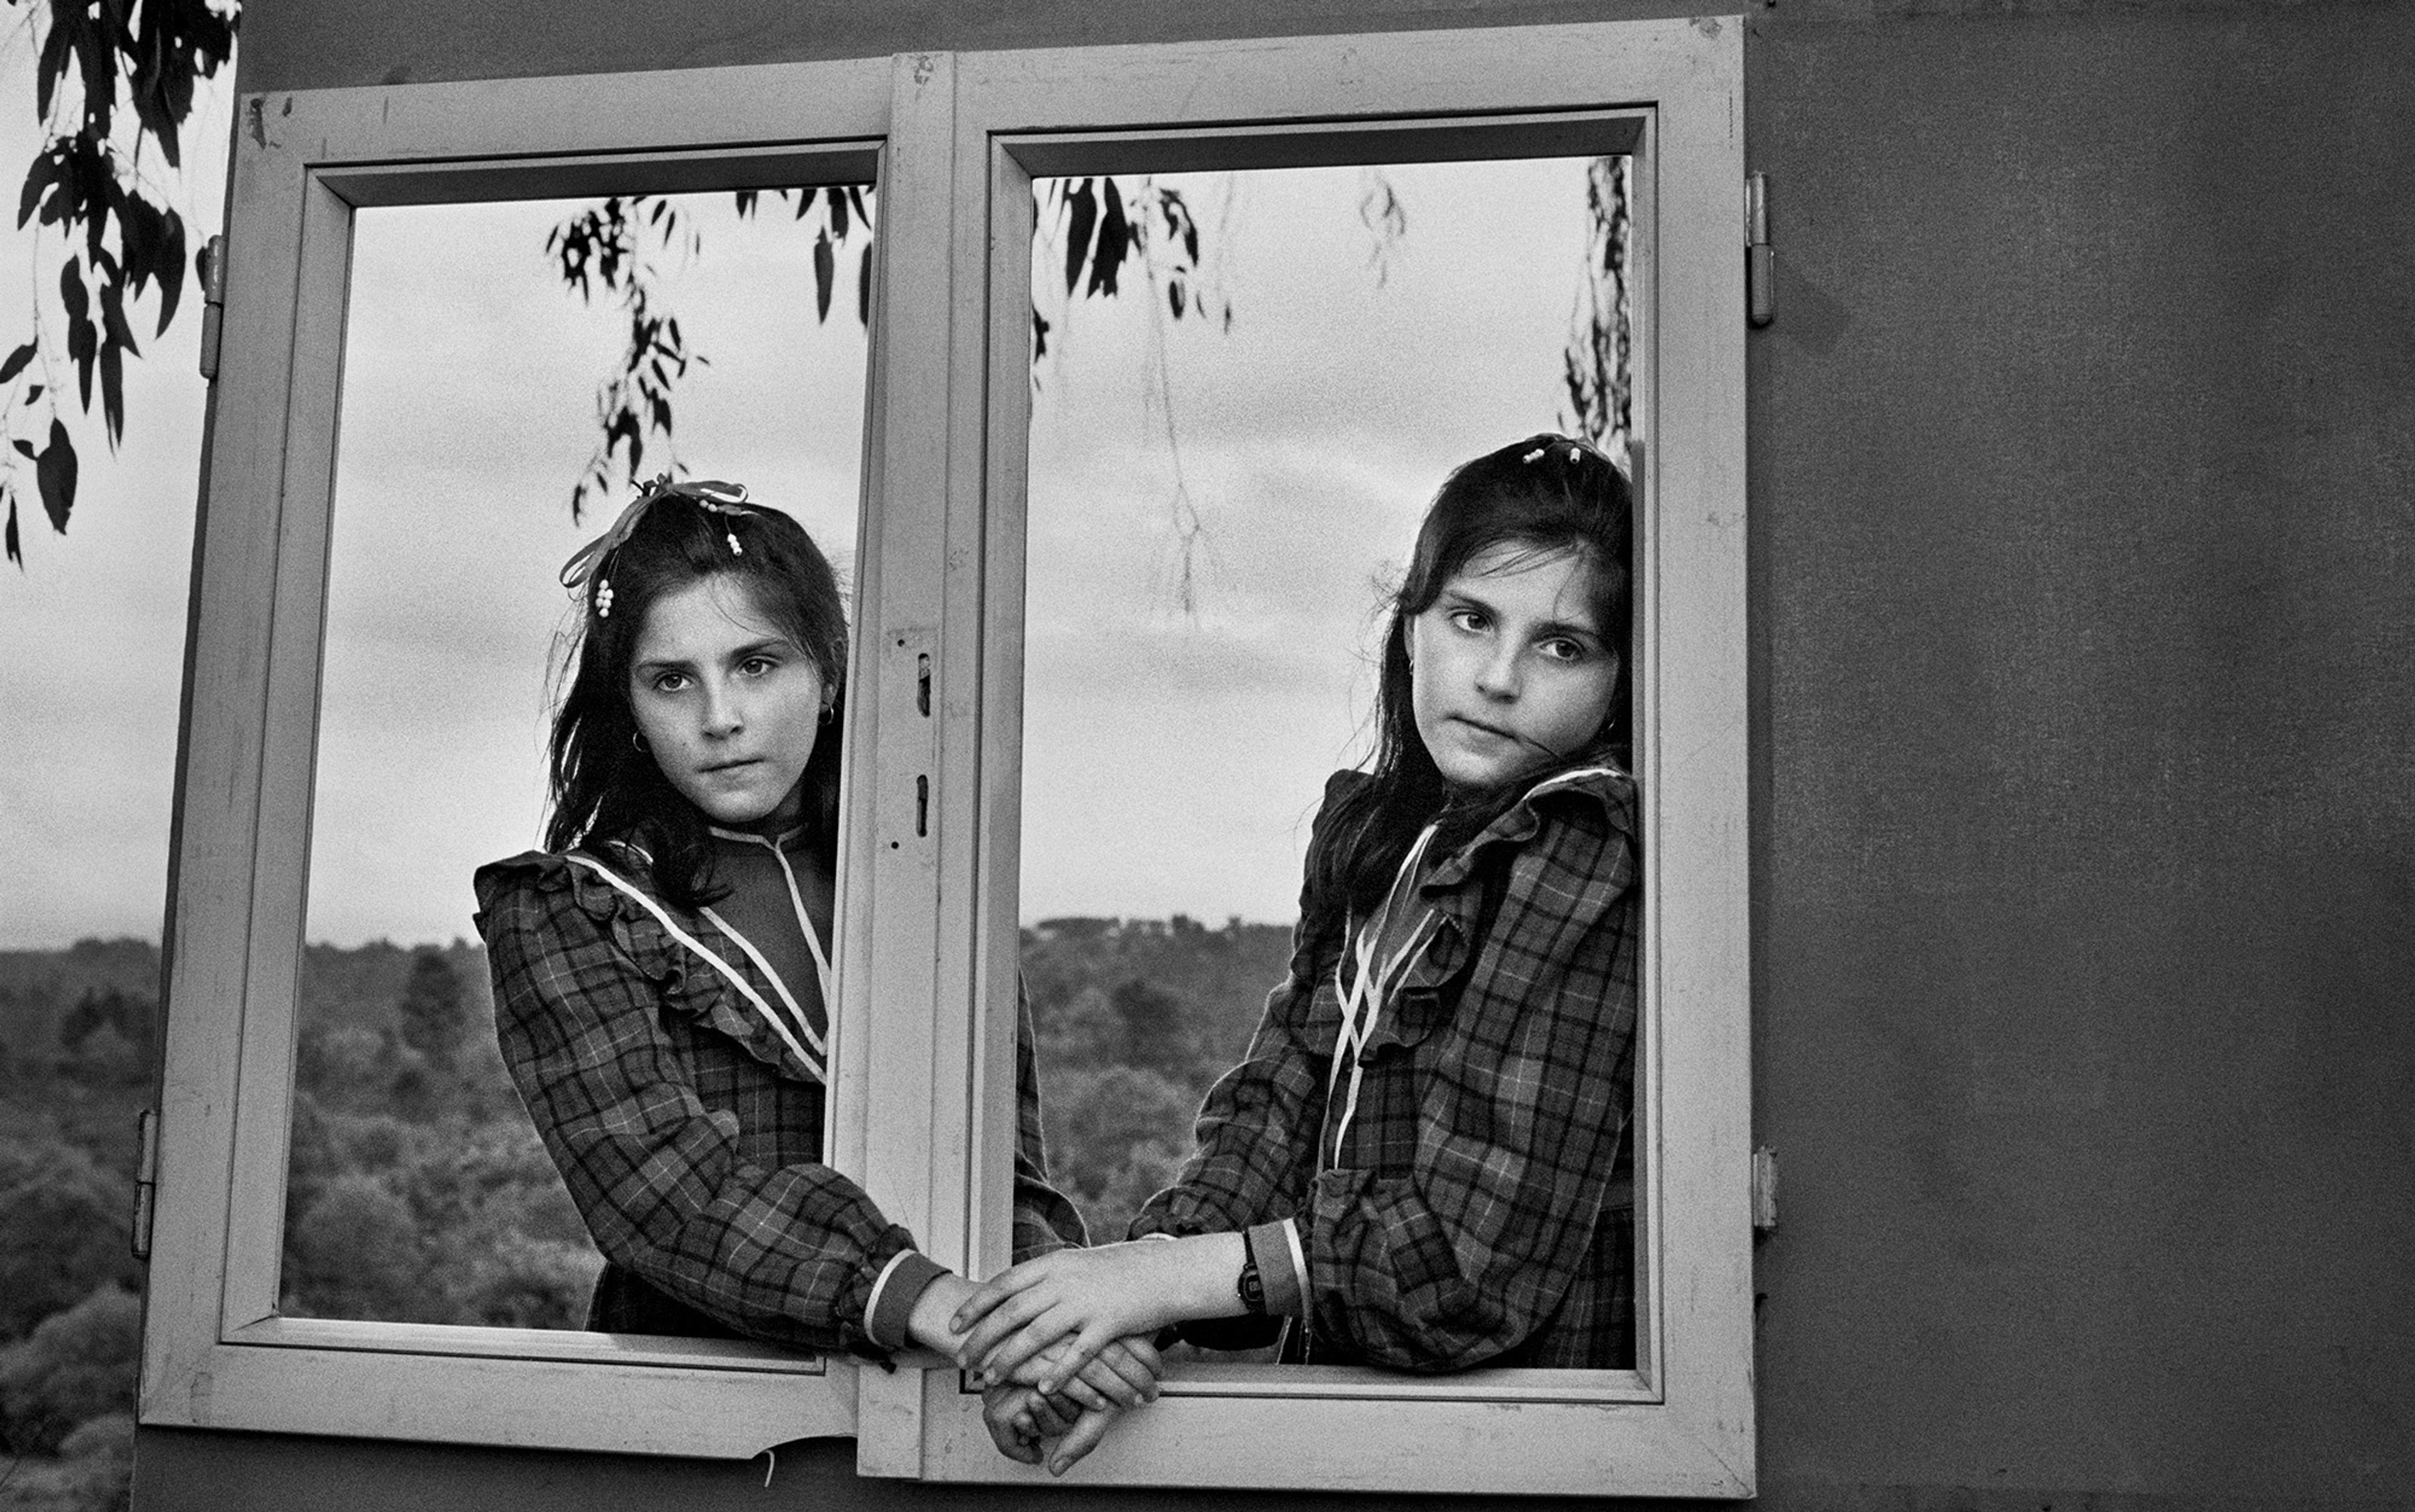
[1237,1229,1267,1315]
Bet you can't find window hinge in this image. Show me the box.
[197,235,226,381]
[131,1106,161,1261]
[1750,1144,1777,1235]
[1745,172,1772,328]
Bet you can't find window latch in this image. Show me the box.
[1750,1144,1777,1235]
[197,235,227,381]
[1746,172,1772,328]
[131,1106,160,1261]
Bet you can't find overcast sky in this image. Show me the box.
[0,49,1599,948]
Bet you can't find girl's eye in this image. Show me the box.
[1447,608,1489,634]
[1538,638,1589,664]
[738,655,779,677]
[651,671,691,693]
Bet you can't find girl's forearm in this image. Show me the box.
[906,1270,978,1355]
[1150,1231,1252,1323]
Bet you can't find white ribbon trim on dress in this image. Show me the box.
[565,853,827,1085]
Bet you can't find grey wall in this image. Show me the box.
[140,1,2415,1506]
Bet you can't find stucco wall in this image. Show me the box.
[136,1,2415,1507]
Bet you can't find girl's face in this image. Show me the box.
[628,574,826,835]
[1408,540,1619,789]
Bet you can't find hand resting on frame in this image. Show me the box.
[952,1233,1249,1394]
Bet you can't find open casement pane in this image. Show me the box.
[143,57,902,1455]
[279,187,871,1336]
[878,19,1750,1495]
[1013,150,1626,1344]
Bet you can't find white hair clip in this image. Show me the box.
[1568,444,1583,462]
[727,531,744,556]
[1522,446,1547,464]
[595,580,615,618]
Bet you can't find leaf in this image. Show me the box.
[0,344,35,385]
[18,148,60,230]
[1087,182,1131,299]
[35,6,72,122]
[1063,179,1097,296]
[829,187,850,240]
[3,493,16,567]
[1167,281,1184,318]
[118,194,153,293]
[813,231,835,323]
[99,275,140,437]
[12,440,33,460]
[154,208,187,335]
[36,419,77,533]
[1163,189,1200,262]
[1031,307,1050,363]
[101,345,123,439]
[733,189,758,218]
[856,240,873,326]
[63,262,97,408]
[793,186,818,220]
[24,386,42,404]
[99,280,138,356]
[67,146,114,262]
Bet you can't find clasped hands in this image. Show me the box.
[908,1235,1247,1476]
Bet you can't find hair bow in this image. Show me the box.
[559,474,756,592]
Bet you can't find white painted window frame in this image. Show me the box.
[143,15,1746,1492]
[872,19,1753,1497]
[139,54,913,1457]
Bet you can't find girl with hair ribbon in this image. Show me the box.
[474,479,1159,1450]
[956,435,1641,1470]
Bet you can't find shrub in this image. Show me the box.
[0,1284,140,1455]
[0,1136,142,1342]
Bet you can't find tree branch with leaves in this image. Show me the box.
[3,0,234,567]
[0,9,1633,582]
[545,184,875,521]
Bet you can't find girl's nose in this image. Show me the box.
[1475,643,1522,699]
[699,679,744,735]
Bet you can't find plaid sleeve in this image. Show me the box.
[476,854,919,1355]
[1305,801,1640,1371]
[1011,974,1090,1260]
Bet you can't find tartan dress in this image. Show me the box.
[1132,764,1639,1370]
[475,842,1082,1356]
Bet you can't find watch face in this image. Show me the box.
[1239,1259,1267,1314]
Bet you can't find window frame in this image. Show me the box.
[870,19,1752,1496]
[144,14,1748,1490]
[141,54,908,1457]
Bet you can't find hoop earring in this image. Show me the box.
[630,730,649,754]
[818,705,835,726]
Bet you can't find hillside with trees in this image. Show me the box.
[0,915,1293,1507]
[1022,914,1293,1240]
[0,940,162,1511]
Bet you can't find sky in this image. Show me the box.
[0,48,1604,948]
[0,36,233,949]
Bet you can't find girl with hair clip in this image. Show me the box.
[956,435,1640,1470]
[473,479,1159,1442]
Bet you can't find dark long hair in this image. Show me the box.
[1305,433,1634,935]
[545,491,849,911]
